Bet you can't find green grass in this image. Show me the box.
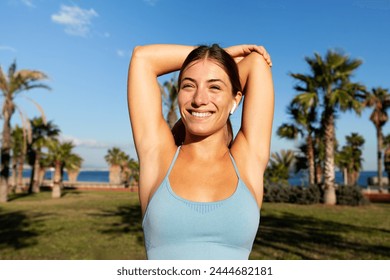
[0,190,389,260]
[251,203,390,259]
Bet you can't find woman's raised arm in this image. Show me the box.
[127,45,194,157]
[231,47,274,171]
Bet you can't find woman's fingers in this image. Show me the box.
[252,46,272,67]
[226,45,272,67]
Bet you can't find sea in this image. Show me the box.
[22,169,385,187]
[289,170,386,188]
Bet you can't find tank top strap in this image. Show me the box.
[228,152,241,179]
[166,146,181,176]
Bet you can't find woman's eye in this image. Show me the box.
[210,85,221,90]
[182,84,193,89]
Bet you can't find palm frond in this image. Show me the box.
[292,92,318,110]
[22,95,47,124]
[17,69,49,80]
[8,61,17,79]
[0,66,9,93]
[277,123,302,139]
[15,105,32,145]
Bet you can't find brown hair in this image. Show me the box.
[172,44,241,148]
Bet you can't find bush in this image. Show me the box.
[263,183,321,204]
[290,185,322,204]
[263,183,290,203]
[264,183,369,206]
[336,185,370,206]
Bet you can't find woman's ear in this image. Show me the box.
[230,92,242,115]
[234,91,243,108]
[230,102,237,115]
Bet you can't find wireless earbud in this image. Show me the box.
[230,102,237,115]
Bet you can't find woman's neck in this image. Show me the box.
[182,133,230,161]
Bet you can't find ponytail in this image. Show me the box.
[171,118,186,146]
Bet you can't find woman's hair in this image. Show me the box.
[172,44,241,148]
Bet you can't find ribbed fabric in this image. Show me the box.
[142,146,260,260]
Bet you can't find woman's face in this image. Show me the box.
[178,59,238,138]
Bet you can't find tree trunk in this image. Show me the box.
[323,110,336,205]
[15,155,25,194]
[384,147,390,184]
[10,162,17,193]
[306,134,315,185]
[38,168,46,187]
[121,166,130,187]
[0,98,14,203]
[315,162,323,185]
[351,171,360,186]
[52,183,61,198]
[376,126,384,191]
[109,164,122,184]
[32,152,41,193]
[343,168,348,186]
[67,169,80,183]
[0,176,8,203]
[52,161,62,199]
[28,151,35,193]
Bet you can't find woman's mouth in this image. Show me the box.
[190,111,213,118]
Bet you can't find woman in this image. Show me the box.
[128,44,274,260]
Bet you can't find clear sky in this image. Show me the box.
[1,0,389,171]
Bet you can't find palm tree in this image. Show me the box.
[65,154,83,183]
[104,147,128,184]
[336,133,365,186]
[365,87,390,190]
[126,158,140,189]
[0,61,50,202]
[277,79,318,185]
[27,117,60,193]
[295,50,365,205]
[383,134,390,182]
[161,76,179,128]
[346,133,365,185]
[11,125,27,193]
[265,149,296,185]
[46,140,80,198]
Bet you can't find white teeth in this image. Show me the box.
[191,111,212,118]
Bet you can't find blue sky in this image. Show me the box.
[1,0,389,171]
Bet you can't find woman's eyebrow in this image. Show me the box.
[181,77,196,83]
[207,79,227,86]
[181,77,227,86]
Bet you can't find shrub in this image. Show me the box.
[263,183,321,204]
[336,185,370,206]
[290,185,321,204]
[264,183,369,206]
[263,183,290,203]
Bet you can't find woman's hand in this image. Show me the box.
[225,45,272,67]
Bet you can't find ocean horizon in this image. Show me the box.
[289,170,388,188]
[20,169,388,187]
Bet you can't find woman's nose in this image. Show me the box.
[192,88,209,107]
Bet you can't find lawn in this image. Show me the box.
[0,190,389,260]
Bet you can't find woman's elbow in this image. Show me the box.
[131,45,147,59]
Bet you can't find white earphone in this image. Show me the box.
[230,102,237,115]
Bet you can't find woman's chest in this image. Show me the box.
[169,159,238,202]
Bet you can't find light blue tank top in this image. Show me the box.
[142,146,260,260]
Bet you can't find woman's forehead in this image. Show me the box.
[181,59,229,80]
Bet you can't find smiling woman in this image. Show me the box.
[178,60,240,139]
[127,43,274,260]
